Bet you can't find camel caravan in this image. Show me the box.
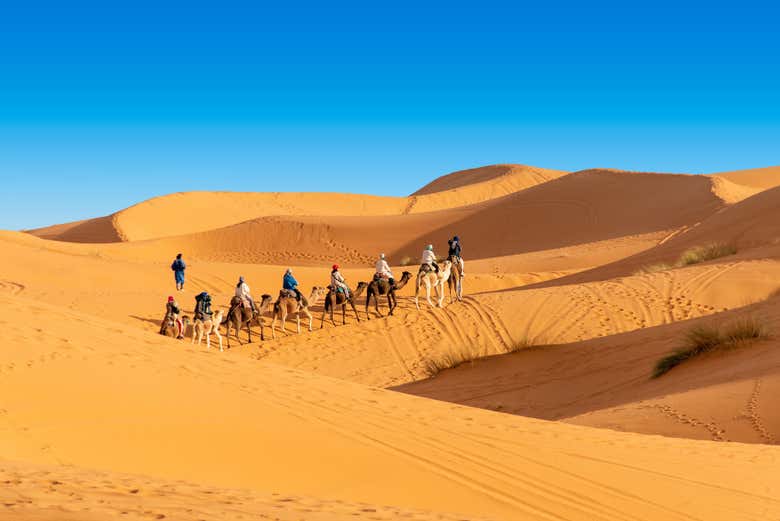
[159,237,465,350]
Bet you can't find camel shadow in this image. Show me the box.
[130,314,164,327]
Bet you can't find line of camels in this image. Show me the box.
[174,255,464,350]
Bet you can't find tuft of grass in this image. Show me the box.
[653,317,769,378]
[679,243,737,266]
[423,346,479,377]
[636,242,737,275]
[636,262,675,274]
[423,339,540,377]
[506,338,534,353]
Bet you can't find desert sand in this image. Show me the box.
[3,163,780,519]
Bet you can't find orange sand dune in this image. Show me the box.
[712,165,780,190]
[8,164,780,519]
[397,293,780,444]
[532,183,780,288]
[1,291,778,520]
[27,163,567,243]
[33,169,729,270]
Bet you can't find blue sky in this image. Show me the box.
[1,1,778,230]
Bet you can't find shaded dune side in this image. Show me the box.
[532,183,780,288]
[25,215,124,243]
[411,164,567,196]
[392,169,726,262]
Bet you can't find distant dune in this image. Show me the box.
[26,163,567,243]
[712,165,780,190]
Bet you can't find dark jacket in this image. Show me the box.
[448,240,462,258]
[171,259,186,272]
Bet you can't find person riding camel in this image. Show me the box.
[421,244,439,274]
[448,235,465,277]
[375,253,395,287]
[330,264,351,298]
[235,276,256,312]
[283,268,302,301]
[194,291,213,321]
[160,295,184,339]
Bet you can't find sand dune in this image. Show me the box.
[712,165,780,190]
[8,163,780,519]
[27,164,567,244]
[1,291,778,520]
[532,183,780,289]
[397,289,780,444]
[27,169,728,271]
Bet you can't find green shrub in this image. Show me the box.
[653,317,768,378]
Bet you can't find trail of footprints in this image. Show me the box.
[641,378,776,444]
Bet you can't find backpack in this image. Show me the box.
[195,292,212,317]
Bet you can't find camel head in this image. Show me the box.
[259,294,273,310]
[309,286,328,304]
[355,281,368,296]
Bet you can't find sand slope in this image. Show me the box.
[1,291,778,520]
[712,165,780,190]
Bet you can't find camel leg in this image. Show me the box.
[330,296,337,327]
[342,302,346,325]
[246,318,252,345]
[205,326,211,350]
[387,293,394,315]
[426,280,434,308]
[415,281,421,310]
[296,312,301,334]
[215,329,223,352]
[350,299,360,323]
[225,317,231,349]
[304,308,313,332]
[375,292,383,318]
[365,292,372,321]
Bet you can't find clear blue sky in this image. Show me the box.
[1,1,778,230]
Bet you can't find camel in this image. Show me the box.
[271,286,327,339]
[415,260,452,310]
[365,271,412,319]
[160,314,190,339]
[320,282,367,328]
[225,294,273,347]
[192,309,225,352]
[446,255,463,303]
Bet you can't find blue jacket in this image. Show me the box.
[171,259,186,272]
[283,273,298,290]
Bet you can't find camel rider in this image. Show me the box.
[235,276,256,312]
[375,253,395,287]
[421,244,439,274]
[160,295,184,339]
[194,291,213,321]
[331,264,351,298]
[283,268,302,301]
[448,235,465,277]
